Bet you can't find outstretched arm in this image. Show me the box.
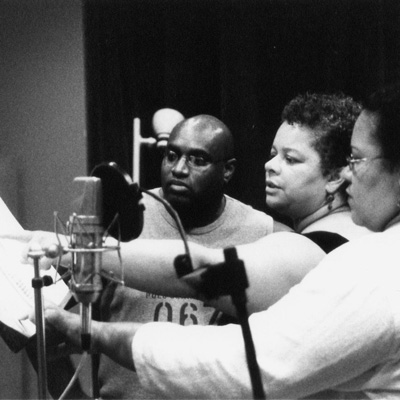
[107,232,325,315]
[0,230,325,315]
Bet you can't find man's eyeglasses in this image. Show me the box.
[164,149,224,169]
[346,154,385,172]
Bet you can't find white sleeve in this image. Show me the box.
[132,240,400,399]
[133,322,250,398]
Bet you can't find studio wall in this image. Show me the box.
[0,1,86,398]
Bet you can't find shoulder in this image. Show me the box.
[302,210,371,241]
[224,195,270,220]
[141,188,161,203]
[315,226,400,276]
[250,231,326,262]
[224,195,274,230]
[140,188,165,213]
[138,188,176,238]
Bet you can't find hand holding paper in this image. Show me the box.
[0,198,70,349]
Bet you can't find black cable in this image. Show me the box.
[142,190,190,255]
[142,189,193,275]
[197,248,266,399]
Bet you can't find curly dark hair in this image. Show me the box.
[282,92,362,177]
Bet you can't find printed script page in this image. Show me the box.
[0,197,70,338]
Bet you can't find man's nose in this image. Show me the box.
[172,156,189,175]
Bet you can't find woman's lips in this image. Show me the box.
[265,180,280,193]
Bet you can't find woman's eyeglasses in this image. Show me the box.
[346,154,385,172]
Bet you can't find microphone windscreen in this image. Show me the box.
[152,108,184,149]
[91,162,145,241]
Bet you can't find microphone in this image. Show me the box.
[152,108,184,150]
[69,176,103,305]
[68,176,103,350]
[46,164,144,352]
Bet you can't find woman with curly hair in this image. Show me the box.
[265,92,371,247]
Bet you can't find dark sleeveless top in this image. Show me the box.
[302,231,348,253]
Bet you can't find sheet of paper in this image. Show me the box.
[0,197,70,338]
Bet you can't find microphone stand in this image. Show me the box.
[193,248,266,400]
[28,248,50,400]
[81,302,100,400]
[132,109,184,186]
[132,118,156,186]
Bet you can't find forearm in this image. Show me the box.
[91,320,141,371]
[6,230,324,317]
[102,239,224,298]
[45,306,141,371]
[102,233,324,316]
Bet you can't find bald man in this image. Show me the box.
[97,114,290,399]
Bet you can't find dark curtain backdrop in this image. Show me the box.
[83,0,400,222]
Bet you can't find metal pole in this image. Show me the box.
[133,118,141,185]
[29,250,48,400]
[132,117,156,185]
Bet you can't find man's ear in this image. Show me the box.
[223,158,236,183]
[325,167,346,194]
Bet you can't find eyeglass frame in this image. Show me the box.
[346,154,385,172]
[163,148,229,170]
